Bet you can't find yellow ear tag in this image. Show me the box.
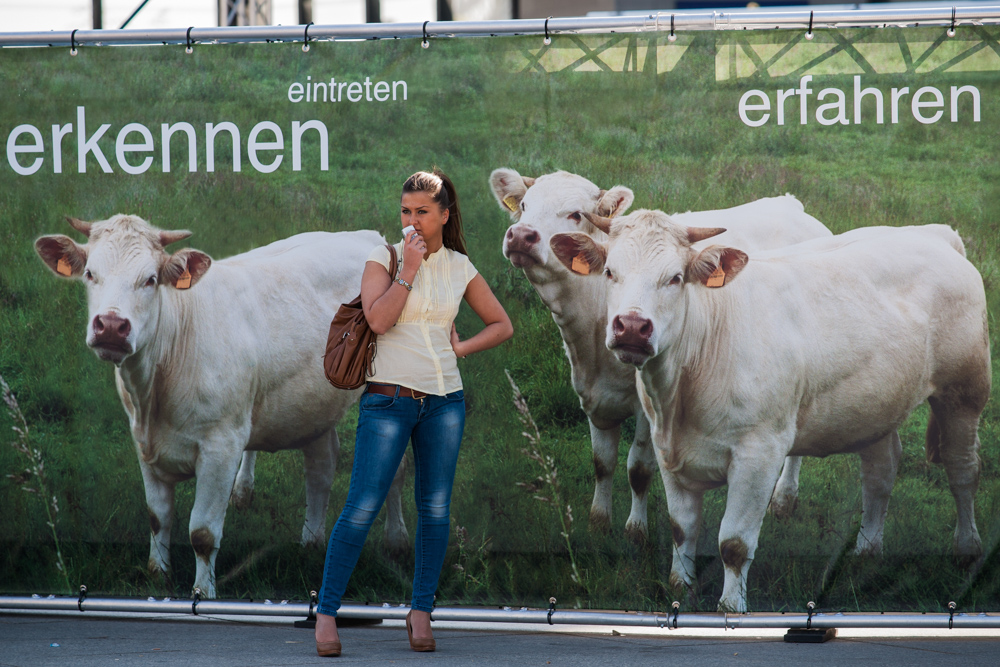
[706,265,726,288]
[175,268,192,290]
[570,253,590,275]
[56,255,73,276]
[502,195,518,212]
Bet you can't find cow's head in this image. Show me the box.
[35,215,212,365]
[550,209,748,368]
[490,168,633,275]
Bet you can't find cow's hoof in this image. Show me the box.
[230,488,254,510]
[589,511,612,534]
[624,522,649,546]
[768,495,798,520]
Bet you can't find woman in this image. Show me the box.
[315,170,513,656]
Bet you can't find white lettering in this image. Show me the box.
[912,86,944,124]
[393,80,407,101]
[115,123,154,175]
[854,76,884,124]
[77,106,113,173]
[291,120,328,172]
[206,122,241,173]
[816,88,849,126]
[951,85,981,122]
[373,81,390,102]
[891,87,910,124]
[51,123,73,174]
[776,89,796,126]
[798,75,813,125]
[6,124,44,176]
[247,121,284,173]
[288,82,304,103]
[738,90,770,127]
[162,122,198,173]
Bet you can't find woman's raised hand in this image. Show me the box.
[401,230,426,280]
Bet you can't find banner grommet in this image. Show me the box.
[302,22,313,52]
[543,17,552,46]
[422,21,430,48]
[947,7,957,37]
[70,29,78,56]
[185,27,194,54]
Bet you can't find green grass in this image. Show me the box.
[2,28,1000,612]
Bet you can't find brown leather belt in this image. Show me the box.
[366,383,428,400]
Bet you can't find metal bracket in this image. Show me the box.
[547,597,556,625]
[806,600,815,629]
[671,601,680,629]
[78,585,87,612]
[192,588,201,615]
[294,590,319,628]
[949,601,956,629]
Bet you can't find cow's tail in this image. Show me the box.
[925,406,943,464]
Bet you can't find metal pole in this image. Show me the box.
[366,0,381,23]
[298,0,312,25]
[2,596,1000,629]
[92,0,102,30]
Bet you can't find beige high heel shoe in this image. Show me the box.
[405,610,436,652]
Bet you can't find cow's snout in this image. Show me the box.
[90,313,133,362]
[503,225,543,268]
[609,313,654,366]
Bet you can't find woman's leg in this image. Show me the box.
[409,391,466,626]
[317,392,417,619]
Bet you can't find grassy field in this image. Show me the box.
[1,28,999,613]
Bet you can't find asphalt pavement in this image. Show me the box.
[4,611,1000,666]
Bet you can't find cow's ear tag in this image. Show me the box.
[502,195,518,212]
[570,253,590,275]
[56,255,73,277]
[705,265,726,288]
[175,268,192,290]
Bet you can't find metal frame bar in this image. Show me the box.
[1,8,999,49]
[2,596,999,629]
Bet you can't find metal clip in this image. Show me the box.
[422,21,430,49]
[948,601,956,629]
[185,27,194,54]
[547,597,556,625]
[302,22,313,52]
[192,588,201,615]
[543,17,552,46]
[70,29,78,56]
[947,7,957,37]
[806,601,815,629]
[309,590,318,620]
[805,11,814,40]
[668,14,676,42]
[78,585,87,612]
[671,601,680,629]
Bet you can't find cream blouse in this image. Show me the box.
[366,241,478,395]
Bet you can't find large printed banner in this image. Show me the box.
[1,27,999,612]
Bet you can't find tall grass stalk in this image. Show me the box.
[1,373,72,593]
[505,370,590,601]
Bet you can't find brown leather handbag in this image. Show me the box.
[323,244,397,390]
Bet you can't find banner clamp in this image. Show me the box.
[191,588,201,615]
[77,585,87,612]
[806,600,815,629]
[948,601,956,629]
[303,22,313,52]
[547,597,556,625]
[671,601,680,629]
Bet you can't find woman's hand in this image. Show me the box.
[451,323,466,359]
[400,230,426,283]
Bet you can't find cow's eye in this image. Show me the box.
[569,212,582,224]
[603,267,614,280]
[84,269,94,281]
[520,201,526,212]
[144,276,157,288]
[669,274,682,286]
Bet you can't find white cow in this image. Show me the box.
[491,169,830,537]
[551,213,989,612]
[34,215,407,597]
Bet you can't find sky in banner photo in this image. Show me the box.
[0,0,434,32]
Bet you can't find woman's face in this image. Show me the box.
[401,190,449,242]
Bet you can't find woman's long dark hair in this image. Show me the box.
[402,169,469,255]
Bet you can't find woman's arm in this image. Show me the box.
[361,233,425,335]
[451,273,514,358]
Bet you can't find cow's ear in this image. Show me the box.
[490,168,533,218]
[596,186,634,219]
[550,232,607,276]
[161,248,212,290]
[687,246,748,288]
[35,235,87,279]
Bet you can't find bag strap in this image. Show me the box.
[387,243,399,279]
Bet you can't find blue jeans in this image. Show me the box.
[317,387,466,616]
